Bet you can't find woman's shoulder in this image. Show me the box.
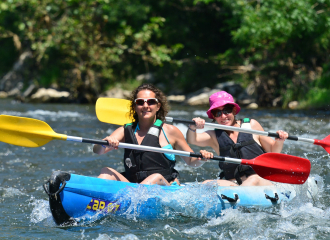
[162,123,178,132]
[249,118,259,125]
[249,119,264,130]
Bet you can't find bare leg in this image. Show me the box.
[203,179,238,187]
[140,173,170,186]
[241,174,273,186]
[170,178,180,186]
[98,167,129,182]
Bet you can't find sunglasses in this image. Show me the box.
[134,98,159,106]
[212,106,234,117]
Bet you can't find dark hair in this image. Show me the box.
[129,84,169,125]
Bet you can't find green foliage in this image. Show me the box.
[1,0,330,108]
[300,88,330,109]
[197,0,330,108]
[299,62,330,108]
[0,38,18,77]
[39,65,61,87]
[113,79,142,91]
[315,63,330,89]
[0,0,177,97]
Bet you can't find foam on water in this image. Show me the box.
[0,186,26,198]
[29,197,53,224]
[168,110,189,116]
[114,184,165,220]
[2,109,82,118]
[160,183,220,218]
[91,233,139,240]
[0,149,14,156]
[192,110,208,117]
[173,161,196,172]
[25,110,82,118]
[182,225,218,238]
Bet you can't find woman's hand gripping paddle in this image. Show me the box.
[95,97,330,154]
[0,114,311,184]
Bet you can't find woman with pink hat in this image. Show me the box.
[186,91,289,186]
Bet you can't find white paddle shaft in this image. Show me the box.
[67,136,243,164]
[165,117,315,144]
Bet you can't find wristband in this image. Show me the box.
[188,126,196,132]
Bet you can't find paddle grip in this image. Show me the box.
[268,132,298,141]
[189,153,203,158]
[268,132,280,138]
[209,156,226,162]
[171,118,195,125]
[189,152,226,162]
[82,138,108,145]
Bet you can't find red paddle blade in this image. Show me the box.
[241,153,311,184]
[314,134,330,154]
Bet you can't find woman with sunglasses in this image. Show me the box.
[186,91,288,186]
[93,84,213,186]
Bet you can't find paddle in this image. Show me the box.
[0,114,310,184]
[95,97,330,154]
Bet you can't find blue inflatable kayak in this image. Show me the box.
[43,171,318,225]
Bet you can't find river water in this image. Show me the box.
[0,98,330,239]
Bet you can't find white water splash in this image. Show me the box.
[168,110,189,116]
[29,197,53,224]
[0,149,14,156]
[2,109,83,119]
[0,187,26,198]
[92,233,139,240]
[192,110,208,117]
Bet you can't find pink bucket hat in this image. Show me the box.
[206,91,241,119]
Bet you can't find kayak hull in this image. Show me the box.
[44,171,304,225]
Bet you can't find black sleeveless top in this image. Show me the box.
[123,119,178,183]
[215,118,266,181]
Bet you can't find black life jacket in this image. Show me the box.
[216,118,266,184]
[123,119,178,183]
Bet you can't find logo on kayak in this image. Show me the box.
[125,158,133,168]
[86,198,120,214]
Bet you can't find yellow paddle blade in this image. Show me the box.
[96,98,133,125]
[0,115,67,147]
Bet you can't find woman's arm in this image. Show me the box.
[164,124,213,167]
[250,119,288,153]
[93,126,125,155]
[186,118,219,151]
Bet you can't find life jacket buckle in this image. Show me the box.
[125,158,133,168]
[233,142,242,149]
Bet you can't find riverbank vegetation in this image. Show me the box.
[0,0,330,108]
